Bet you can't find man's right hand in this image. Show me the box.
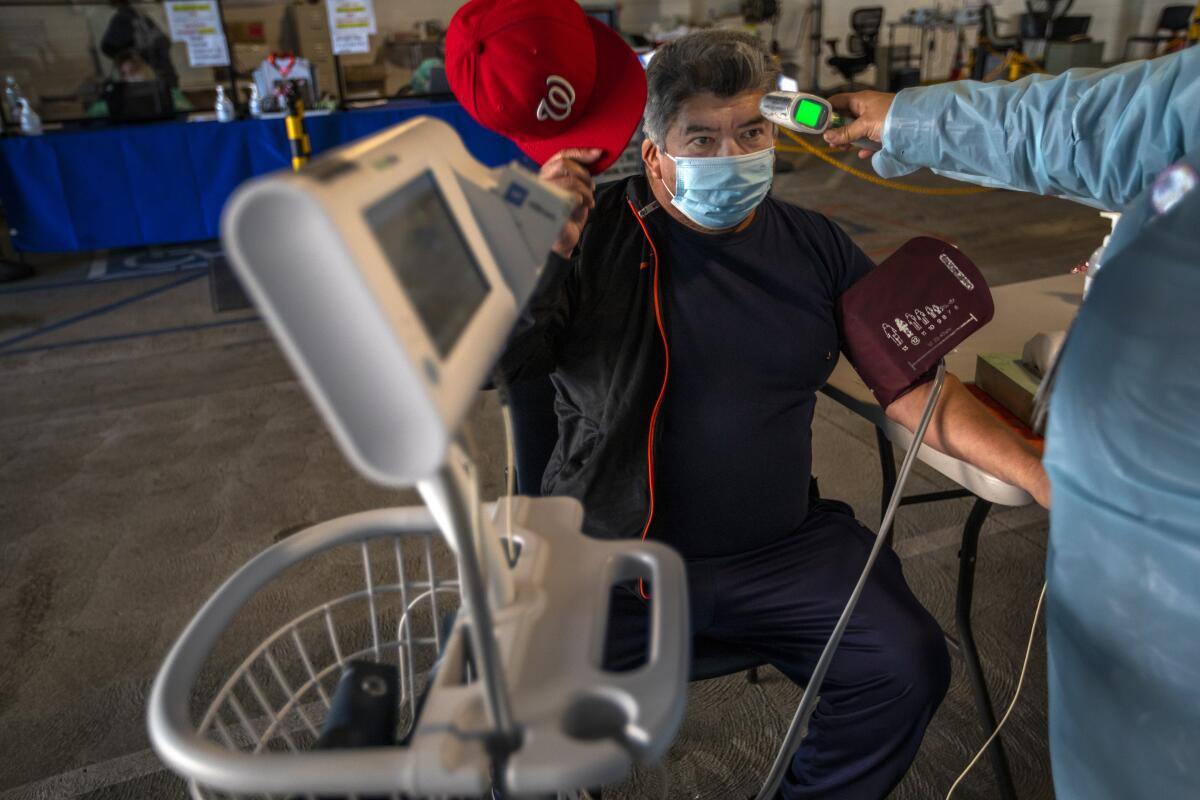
[824,91,895,159]
[539,148,602,258]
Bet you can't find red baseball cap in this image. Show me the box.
[445,0,647,175]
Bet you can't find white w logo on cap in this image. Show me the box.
[536,75,576,122]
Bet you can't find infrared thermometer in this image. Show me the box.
[759,91,882,152]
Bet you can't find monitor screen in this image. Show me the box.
[793,97,824,128]
[365,172,490,358]
[584,7,617,29]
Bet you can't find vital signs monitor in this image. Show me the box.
[222,116,575,484]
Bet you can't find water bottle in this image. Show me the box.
[215,84,235,122]
[18,98,41,136]
[4,76,21,122]
[247,83,262,118]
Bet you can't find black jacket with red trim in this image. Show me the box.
[498,175,670,541]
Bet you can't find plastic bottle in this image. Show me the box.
[18,98,41,136]
[215,84,235,122]
[3,76,22,122]
[247,84,262,118]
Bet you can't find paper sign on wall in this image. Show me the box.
[164,1,231,67]
[327,0,376,55]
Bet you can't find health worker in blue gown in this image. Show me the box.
[828,46,1200,800]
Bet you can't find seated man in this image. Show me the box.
[499,30,1049,799]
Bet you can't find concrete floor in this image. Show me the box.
[0,150,1108,800]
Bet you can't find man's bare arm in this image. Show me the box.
[884,374,1051,509]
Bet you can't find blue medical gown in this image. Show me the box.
[878,48,1200,799]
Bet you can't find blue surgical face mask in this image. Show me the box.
[660,148,776,230]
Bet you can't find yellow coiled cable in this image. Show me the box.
[777,127,994,196]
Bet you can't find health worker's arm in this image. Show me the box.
[885,375,1051,509]
[828,47,1200,210]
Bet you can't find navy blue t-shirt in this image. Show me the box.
[649,196,874,559]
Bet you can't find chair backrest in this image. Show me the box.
[505,375,559,496]
[980,3,1000,40]
[851,6,884,48]
[1024,0,1089,39]
[1050,15,1090,38]
[1019,11,1048,39]
[1159,4,1193,32]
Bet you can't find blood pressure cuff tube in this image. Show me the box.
[837,237,994,407]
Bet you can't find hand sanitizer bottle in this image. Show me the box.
[4,76,22,122]
[215,85,235,122]
[18,98,41,135]
[247,84,262,118]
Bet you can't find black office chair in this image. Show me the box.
[825,7,884,90]
[971,3,1024,79]
[981,3,1023,51]
[1018,0,1074,39]
[1123,5,1193,60]
[504,375,764,684]
[976,1,1094,80]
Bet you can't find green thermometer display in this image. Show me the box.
[759,91,831,134]
[793,98,825,129]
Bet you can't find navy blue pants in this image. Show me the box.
[604,500,951,799]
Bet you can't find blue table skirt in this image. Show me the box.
[0,100,527,253]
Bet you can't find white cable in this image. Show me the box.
[499,400,517,565]
[945,580,1048,800]
[755,362,948,800]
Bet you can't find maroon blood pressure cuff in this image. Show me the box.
[837,237,994,407]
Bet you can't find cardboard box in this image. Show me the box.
[310,58,337,98]
[343,63,387,98]
[232,43,271,75]
[975,354,1042,427]
[227,20,267,45]
[291,4,328,31]
[289,5,337,97]
[223,4,288,52]
[1044,40,1104,74]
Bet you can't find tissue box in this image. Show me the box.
[975,353,1041,427]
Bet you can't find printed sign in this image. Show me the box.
[164,1,230,67]
[326,0,376,55]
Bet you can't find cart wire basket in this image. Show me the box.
[150,507,473,799]
[149,497,687,800]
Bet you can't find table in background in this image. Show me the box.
[0,99,526,254]
[821,272,1082,800]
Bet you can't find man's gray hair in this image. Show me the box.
[642,30,780,147]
